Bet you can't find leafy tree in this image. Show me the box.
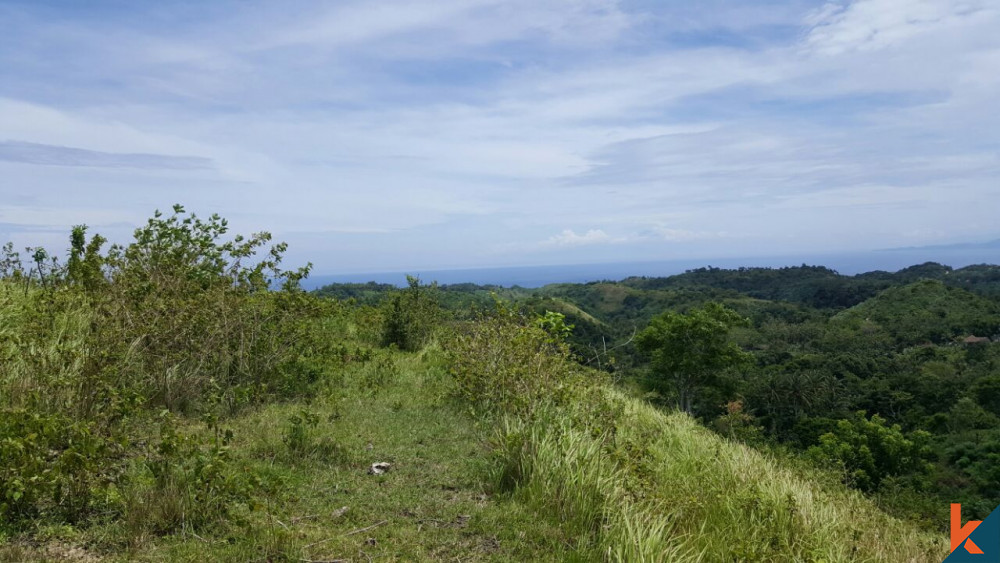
[746,364,845,438]
[533,310,574,345]
[806,412,933,492]
[948,396,999,433]
[636,303,751,414]
[66,225,106,291]
[947,432,1000,503]
[971,375,1000,418]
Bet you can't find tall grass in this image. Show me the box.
[450,306,949,561]
[487,391,948,561]
[0,284,94,415]
[489,415,692,561]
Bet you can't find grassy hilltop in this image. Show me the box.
[0,209,957,561]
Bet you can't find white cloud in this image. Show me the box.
[261,0,633,53]
[805,0,993,55]
[544,229,618,247]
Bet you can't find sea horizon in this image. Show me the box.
[302,245,1000,290]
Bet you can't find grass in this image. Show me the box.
[1,350,950,562]
[486,389,949,562]
[1,347,580,562]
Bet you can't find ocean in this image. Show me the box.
[301,246,1000,290]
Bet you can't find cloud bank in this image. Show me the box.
[0,0,997,272]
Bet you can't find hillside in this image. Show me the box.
[0,284,949,561]
[834,279,1000,345]
[314,261,1000,527]
[0,212,956,561]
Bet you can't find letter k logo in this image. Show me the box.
[953,504,985,554]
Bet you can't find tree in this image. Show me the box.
[971,375,1000,418]
[636,303,751,414]
[807,412,933,492]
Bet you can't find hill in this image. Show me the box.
[313,262,1000,525]
[0,277,948,561]
[0,210,957,561]
[834,279,1000,345]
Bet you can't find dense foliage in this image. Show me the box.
[635,303,751,413]
[0,206,331,535]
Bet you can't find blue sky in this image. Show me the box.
[1,0,998,273]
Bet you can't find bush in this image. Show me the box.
[360,351,398,393]
[279,408,347,463]
[282,409,320,454]
[0,205,329,533]
[126,416,260,535]
[446,302,580,417]
[0,409,119,525]
[2,206,330,415]
[380,276,440,351]
[806,412,933,492]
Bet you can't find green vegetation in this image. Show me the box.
[318,261,1000,525]
[380,276,441,351]
[0,210,971,560]
[833,279,1000,345]
[636,303,751,413]
[446,305,945,561]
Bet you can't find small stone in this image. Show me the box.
[368,462,392,475]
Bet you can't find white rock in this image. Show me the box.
[368,462,392,475]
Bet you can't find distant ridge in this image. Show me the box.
[881,238,1000,252]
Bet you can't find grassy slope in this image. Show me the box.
[492,387,948,562]
[141,361,946,562]
[618,396,948,561]
[0,285,947,562]
[1,345,947,561]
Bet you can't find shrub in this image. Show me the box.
[0,205,328,533]
[380,276,440,351]
[282,409,320,454]
[129,416,260,535]
[278,408,347,463]
[2,206,327,416]
[806,412,933,492]
[360,351,398,393]
[0,409,119,525]
[446,302,580,417]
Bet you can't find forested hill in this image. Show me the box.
[317,261,1000,310]
[622,262,1000,308]
[315,262,1000,347]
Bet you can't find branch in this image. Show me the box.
[344,520,388,536]
[583,325,637,368]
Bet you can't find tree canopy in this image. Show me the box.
[636,303,751,413]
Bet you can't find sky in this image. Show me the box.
[1,0,998,274]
